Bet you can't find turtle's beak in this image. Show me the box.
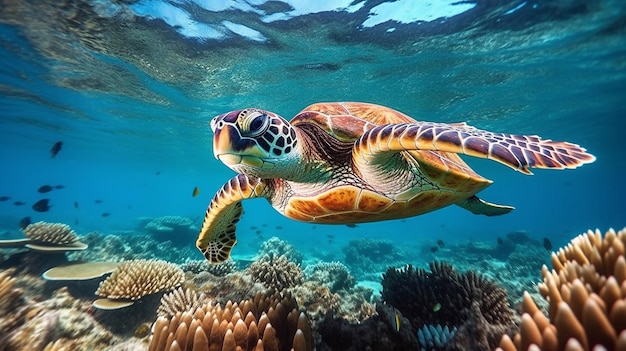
[213,124,271,168]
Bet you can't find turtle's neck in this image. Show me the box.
[281,122,354,183]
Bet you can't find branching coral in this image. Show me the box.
[382,261,516,350]
[23,221,79,245]
[498,228,626,351]
[181,259,237,276]
[148,292,314,351]
[247,254,303,292]
[157,287,206,319]
[95,259,184,301]
[259,236,304,264]
[304,261,355,293]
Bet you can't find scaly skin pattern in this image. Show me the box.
[353,122,596,175]
[196,174,268,263]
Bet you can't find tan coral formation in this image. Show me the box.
[247,255,304,292]
[148,292,314,351]
[498,228,626,351]
[158,287,207,319]
[23,221,79,244]
[96,259,184,301]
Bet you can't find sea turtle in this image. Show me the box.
[197,102,595,263]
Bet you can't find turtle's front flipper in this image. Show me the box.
[196,174,269,263]
[456,195,514,216]
[353,122,595,174]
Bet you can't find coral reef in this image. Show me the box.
[259,236,304,264]
[181,259,237,276]
[247,254,303,292]
[96,259,184,303]
[498,228,626,351]
[144,216,198,246]
[417,324,458,350]
[23,221,79,245]
[303,261,355,293]
[148,292,314,351]
[68,231,197,264]
[186,270,267,305]
[0,285,121,351]
[157,287,206,319]
[342,238,407,280]
[42,261,120,280]
[381,261,516,350]
[0,221,88,251]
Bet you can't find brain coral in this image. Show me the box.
[22,221,78,245]
[498,228,626,351]
[148,291,314,351]
[96,259,184,300]
[247,254,303,292]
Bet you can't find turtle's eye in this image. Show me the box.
[240,111,270,137]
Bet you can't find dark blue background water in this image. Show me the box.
[1,0,624,259]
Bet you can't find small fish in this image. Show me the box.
[0,196,10,201]
[345,223,357,228]
[275,226,283,230]
[94,199,102,204]
[437,239,445,248]
[74,218,79,225]
[38,185,53,193]
[19,216,31,229]
[101,212,110,217]
[430,246,438,253]
[13,201,25,206]
[155,171,161,175]
[53,185,65,189]
[50,141,63,157]
[32,199,51,212]
[497,237,503,245]
[250,226,257,230]
[543,237,552,252]
[433,303,441,312]
[385,306,401,332]
[74,201,79,208]
[192,186,200,197]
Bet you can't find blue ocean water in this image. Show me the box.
[0,0,624,261]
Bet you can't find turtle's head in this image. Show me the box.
[210,108,300,178]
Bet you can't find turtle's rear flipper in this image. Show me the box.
[456,195,514,216]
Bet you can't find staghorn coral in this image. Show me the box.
[382,261,516,350]
[304,261,355,293]
[247,254,303,292]
[498,228,626,351]
[148,291,314,351]
[96,259,184,301]
[157,287,206,319]
[23,221,79,244]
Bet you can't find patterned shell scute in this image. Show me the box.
[290,102,416,142]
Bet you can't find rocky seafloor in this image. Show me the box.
[0,216,624,351]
